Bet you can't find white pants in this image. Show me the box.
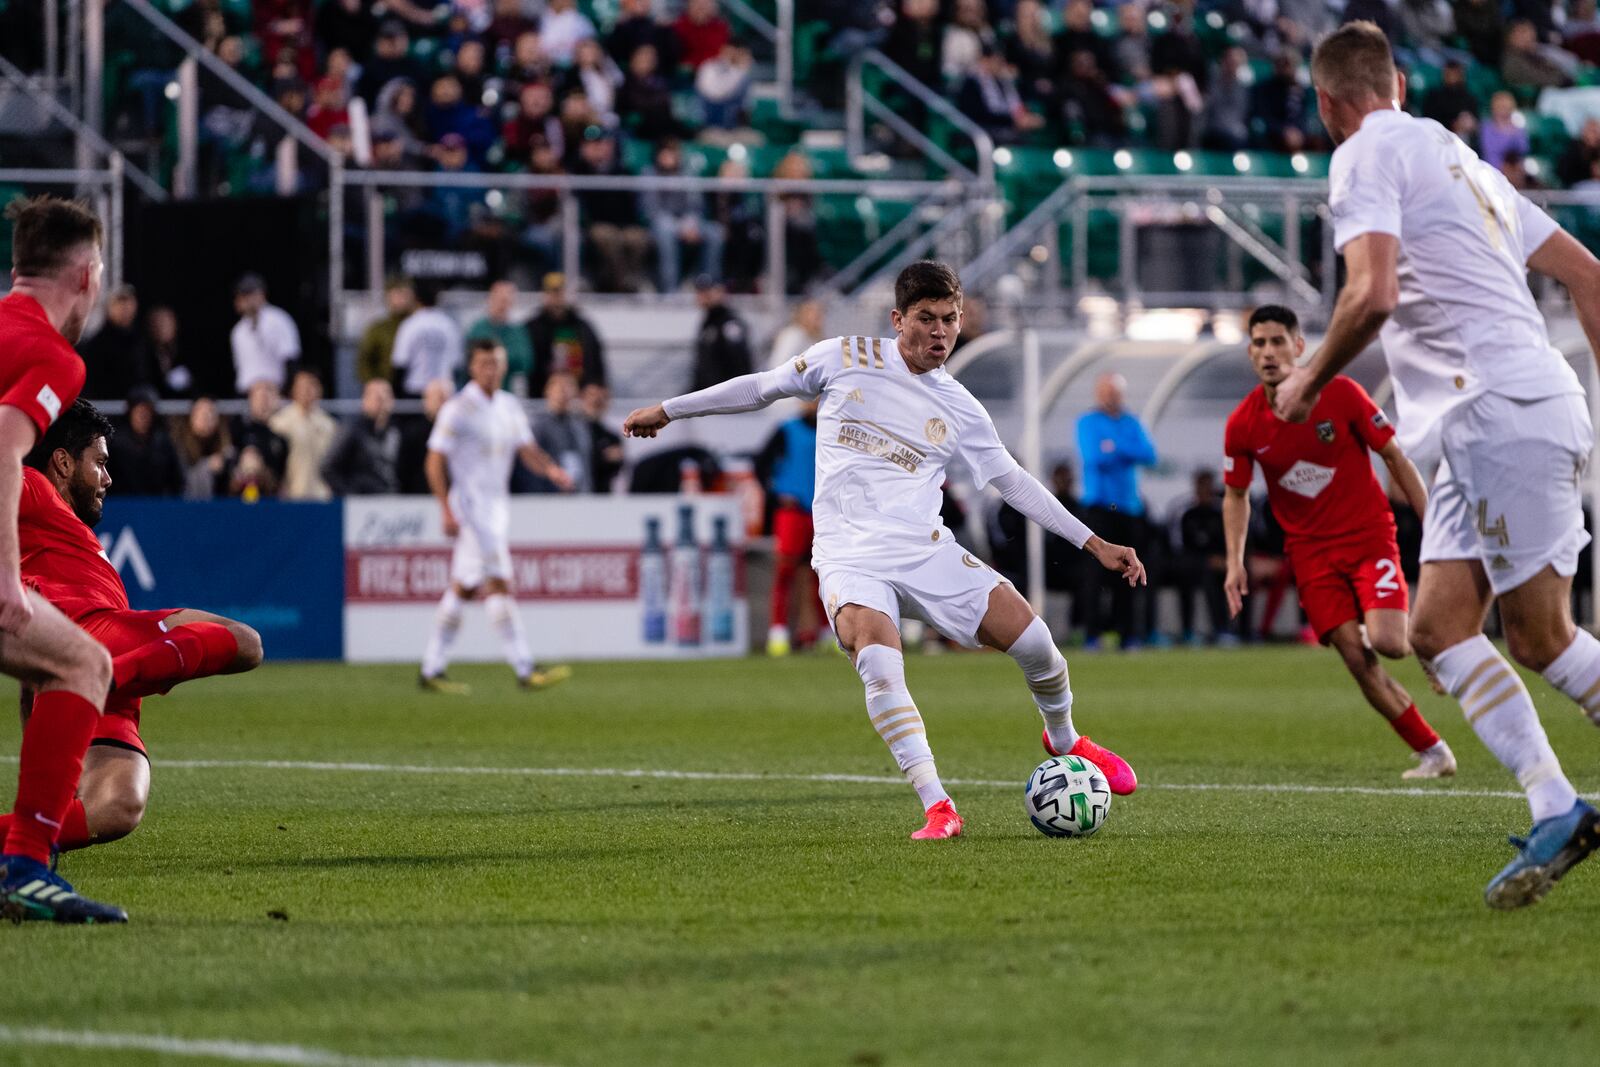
[817,539,1007,649]
[1420,391,1593,595]
[450,491,514,590]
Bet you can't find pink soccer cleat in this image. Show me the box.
[1042,730,1138,796]
[910,798,964,840]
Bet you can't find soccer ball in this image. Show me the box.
[1024,755,1112,838]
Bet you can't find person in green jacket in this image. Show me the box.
[357,276,415,385]
[465,279,534,396]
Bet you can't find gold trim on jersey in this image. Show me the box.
[872,337,884,368]
[840,335,853,368]
[840,336,888,371]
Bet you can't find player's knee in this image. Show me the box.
[1504,624,1570,673]
[92,793,146,842]
[232,623,264,671]
[1408,619,1451,663]
[61,638,114,698]
[1370,631,1410,660]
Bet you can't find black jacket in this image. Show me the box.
[79,323,154,401]
[322,415,402,495]
[232,417,289,482]
[691,304,753,392]
[108,425,184,496]
[528,308,607,393]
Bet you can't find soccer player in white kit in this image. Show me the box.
[624,262,1144,840]
[1277,22,1600,907]
[421,339,575,693]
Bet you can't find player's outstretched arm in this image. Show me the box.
[1528,228,1600,370]
[1377,439,1428,521]
[1221,484,1251,618]
[989,467,1146,587]
[0,408,38,634]
[1275,233,1399,422]
[623,373,775,439]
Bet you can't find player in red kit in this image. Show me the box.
[0,400,262,869]
[0,197,131,924]
[1222,306,1456,778]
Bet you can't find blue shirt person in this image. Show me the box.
[1076,373,1157,516]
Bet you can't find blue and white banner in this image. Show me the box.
[97,500,345,660]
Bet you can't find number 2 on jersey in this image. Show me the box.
[1373,557,1401,597]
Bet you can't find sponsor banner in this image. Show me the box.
[97,499,344,660]
[344,495,748,662]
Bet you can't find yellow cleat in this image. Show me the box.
[418,674,472,696]
[767,625,791,657]
[519,665,572,690]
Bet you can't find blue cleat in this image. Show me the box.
[1484,800,1600,910]
[0,855,128,925]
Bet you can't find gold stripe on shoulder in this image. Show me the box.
[854,336,869,368]
[871,337,884,369]
[840,335,853,369]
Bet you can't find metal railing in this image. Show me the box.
[845,51,996,189]
[0,165,128,293]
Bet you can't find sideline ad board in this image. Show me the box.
[344,495,748,662]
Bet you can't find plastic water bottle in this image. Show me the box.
[669,504,702,647]
[705,515,735,644]
[640,516,667,644]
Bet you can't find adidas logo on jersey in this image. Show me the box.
[846,388,865,404]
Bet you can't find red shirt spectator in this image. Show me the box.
[306,76,350,139]
[673,0,731,70]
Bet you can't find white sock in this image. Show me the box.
[422,589,463,678]
[1007,616,1078,751]
[1541,628,1600,726]
[1432,635,1577,822]
[485,593,534,678]
[855,644,949,809]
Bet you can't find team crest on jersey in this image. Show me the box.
[1315,420,1335,444]
[924,418,948,445]
[793,356,807,373]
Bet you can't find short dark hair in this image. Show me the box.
[414,279,440,306]
[25,399,114,472]
[468,337,504,360]
[1248,304,1301,335]
[5,196,103,277]
[894,260,963,313]
[1311,20,1396,102]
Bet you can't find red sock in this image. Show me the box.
[1391,704,1441,753]
[4,691,99,863]
[113,622,239,699]
[0,798,94,854]
[770,560,797,629]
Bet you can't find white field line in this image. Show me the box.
[0,754,1554,800]
[0,1025,542,1067]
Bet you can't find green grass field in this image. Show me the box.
[2,647,1599,1066]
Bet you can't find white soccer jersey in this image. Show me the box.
[1329,108,1583,461]
[427,382,534,507]
[753,334,1021,572]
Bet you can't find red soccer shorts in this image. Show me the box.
[1288,532,1408,642]
[773,503,815,558]
[76,608,184,756]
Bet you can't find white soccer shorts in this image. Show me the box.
[1420,391,1593,595]
[816,538,1008,649]
[449,493,514,590]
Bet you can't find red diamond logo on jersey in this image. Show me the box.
[1278,460,1337,499]
[1315,420,1335,444]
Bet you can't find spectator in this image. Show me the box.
[399,379,454,494]
[1149,5,1207,89]
[674,0,732,71]
[487,0,538,56]
[572,127,651,292]
[755,399,822,654]
[642,139,725,294]
[267,369,337,501]
[557,90,605,167]
[373,78,427,162]
[108,386,184,497]
[1201,46,1251,151]
[172,396,236,500]
[711,157,764,290]
[563,39,624,125]
[517,142,567,272]
[1075,372,1156,651]
[696,42,754,130]
[255,0,315,82]
[608,0,680,70]
[235,380,291,486]
[424,75,496,162]
[229,443,280,501]
[957,47,1045,144]
[306,75,350,139]
[357,21,424,105]
[79,283,152,400]
[1566,0,1600,65]
[1421,60,1480,142]
[1052,0,1110,81]
[324,378,403,495]
[230,273,301,395]
[690,277,752,391]
[503,30,555,93]
[1058,50,1127,146]
[528,272,608,391]
[943,0,1000,84]
[1499,150,1544,191]
[1456,0,1506,67]
[314,0,376,64]
[885,0,943,90]
[1479,91,1529,169]
[1178,470,1234,645]
[1250,51,1309,152]
[392,282,464,397]
[422,133,481,242]
[582,382,623,493]
[1560,118,1600,187]
[768,298,825,368]
[1112,1,1152,85]
[1502,18,1573,92]
[145,304,194,398]
[531,370,593,492]
[1147,66,1204,151]
[453,38,489,105]
[773,150,825,294]
[504,81,564,163]
[617,43,681,141]
[541,0,597,67]
[359,277,417,385]
[467,280,535,395]
[1006,0,1057,105]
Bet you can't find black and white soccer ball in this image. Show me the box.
[1024,754,1112,838]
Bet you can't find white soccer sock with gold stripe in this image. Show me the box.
[1541,629,1600,727]
[1432,634,1577,822]
[1007,617,1078,752]
[855,644,949,809]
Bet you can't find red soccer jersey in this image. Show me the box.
[1223,376,1397,547]
[18,466,127,620]
[0,292,86,437]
